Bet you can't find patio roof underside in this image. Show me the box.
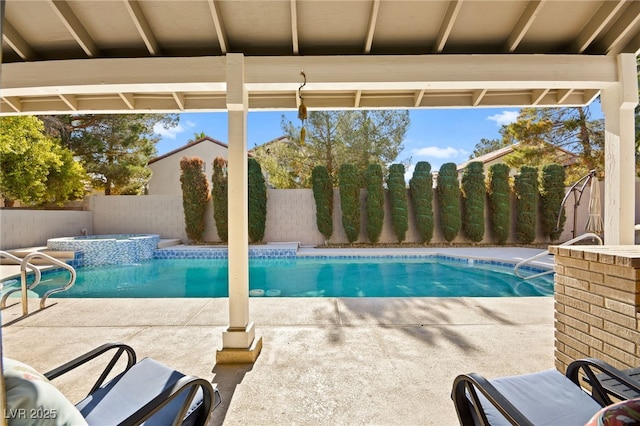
[1,0,639,115]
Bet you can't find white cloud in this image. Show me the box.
[487,111,519,126]
[154,122,184,139]
[412,146,467,159]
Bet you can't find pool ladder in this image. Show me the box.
[514,233,603,280]
[0,251,76,316]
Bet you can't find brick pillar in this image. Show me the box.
[552,246,640,373]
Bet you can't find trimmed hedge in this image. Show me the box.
[514,166,538,244]
[312,165,333,244]
[487,163,511,245]
[211,157,228,242]
[179,156,210,243]
[339,163,360,243]
[461,161,485,243]
[387,163,408,243]
[248,158,267,243]
[364,164,385,243]
[409,161,434,244]
[437,162,461,243]
[540,163,566,241]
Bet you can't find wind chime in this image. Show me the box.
[298,70,307,144]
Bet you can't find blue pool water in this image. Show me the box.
[8,257,554,298]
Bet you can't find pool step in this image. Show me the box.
[1,247,75,265]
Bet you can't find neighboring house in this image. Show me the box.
[147,136,228,195]
[456,143,577,179]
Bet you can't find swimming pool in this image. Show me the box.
[6,256,554,298]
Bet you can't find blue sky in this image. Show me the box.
[153,105,601,174]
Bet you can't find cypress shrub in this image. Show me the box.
[487,163,511,245]
[339,163,360,243]
[387,163,409,243]
[514,166,538,244]
[461,161,486,243]
[248,158,267,243]
[409,161,434,244]
[364,164,385,243]
[540,163,566,241]
[211,157,228,242]
[311,165,333,244]
[179,156,210,243]
[437,162,461,243]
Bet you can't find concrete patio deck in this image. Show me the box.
[1,248,555,425]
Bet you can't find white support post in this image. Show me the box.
[601,53,638,245]
[217,53,262,363]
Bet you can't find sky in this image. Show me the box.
[153,104,602,176]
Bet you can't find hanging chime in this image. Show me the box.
[298,70,307,145]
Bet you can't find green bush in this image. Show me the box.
[461,161,486,243]
[409,161,434,244]
[339,163,360,243]
[437,162,461,243]
[364,164,385,243]
[487,163,511,245]
[540,164,566,241]
[248,158,267,242]
[312,165,333,244]
[387,163,409,243]
[211,157,228,242]
[514,166,538,244]
[179,156,210,243]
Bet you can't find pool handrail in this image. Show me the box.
[514,233,603,280]
[0,251,42,315]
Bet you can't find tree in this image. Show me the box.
[470,138,508,159]
[212,157,228,242]
[40,114,178,194]
[278,110,409,187]
[339,163,360,243]
[539,164,566,242]
[364,164,385,243]
[461,161,485,243]
[409,161,434,244]
[0,116,86,206]
[387,163,409,243]
[487,163,511,245]
[180,156,209,243]
[514,166,538,244]
[501,107,603,183]
[248,158,267,243]
[312,166,333,244]
[437,162,461,243]
[251,137,310,188]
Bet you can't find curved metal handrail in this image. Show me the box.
[0,251,42,314]
[514,232,603,280]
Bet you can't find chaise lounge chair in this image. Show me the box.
[452,358,640,426]
[5,342,221,425]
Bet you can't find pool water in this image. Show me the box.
[9,257,554,298]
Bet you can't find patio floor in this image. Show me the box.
[1,248,555,425]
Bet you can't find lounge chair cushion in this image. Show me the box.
[75,357,205,426]
[479,369,603,426]
[4,358,88,426]
[585,397,640,426]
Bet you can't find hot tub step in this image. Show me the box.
[2,247,75,265]
[158,239,182,249]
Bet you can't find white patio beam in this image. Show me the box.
[433,0,462,53]
[601,53,638,245]
[47,0,99,57]
[123,0,160,56]
[217,53,262,364]
[207,0,228,54]
[503,0,545,53]
[1,54,619,98]
[2,19,36,60]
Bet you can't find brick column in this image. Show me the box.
[552,245,640,373]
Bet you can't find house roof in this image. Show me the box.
[2,0,638,115]
[457,143,578,171]
[148,136,228,164]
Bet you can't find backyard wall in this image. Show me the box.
[3,180,629,250]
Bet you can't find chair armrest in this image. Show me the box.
[566,358,640,406]
[121,376,218,426]
[44,342,137,395]
[452,373,535,426]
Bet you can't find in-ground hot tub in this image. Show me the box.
[48,234,160,266]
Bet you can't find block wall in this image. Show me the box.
[552,246,640,373]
